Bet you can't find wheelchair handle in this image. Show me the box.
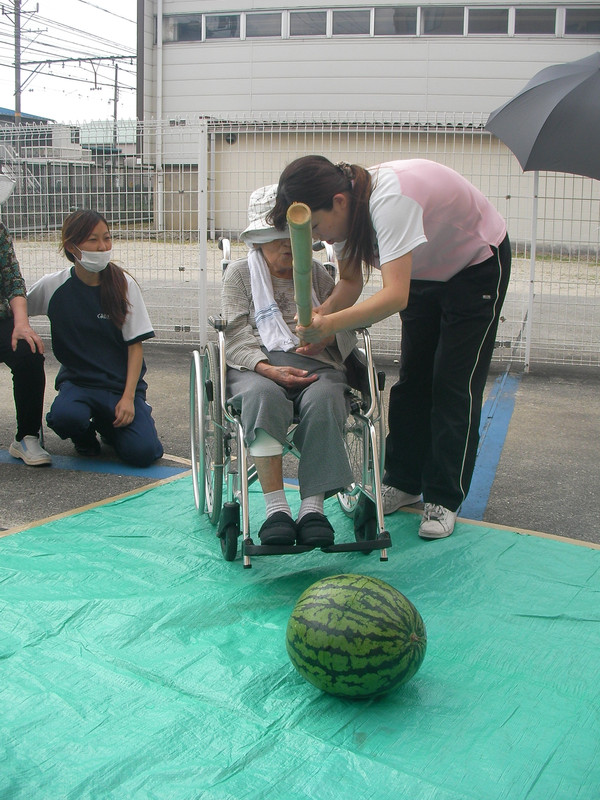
[209,315,227,332]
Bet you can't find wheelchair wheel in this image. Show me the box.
[218,502,240,562]
[337,416,365,517]
[191,342,223,524]
[220,523,239,561]
[190,350,204,512]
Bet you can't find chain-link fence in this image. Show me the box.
[3,114,599,367]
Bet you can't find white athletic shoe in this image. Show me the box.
[419,503,456,539]
[381,484,422,515]
[9,435,52,466]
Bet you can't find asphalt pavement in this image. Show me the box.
[1,341,599,547]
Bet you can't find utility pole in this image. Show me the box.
[14,0,21,123]
[113,62,119,146]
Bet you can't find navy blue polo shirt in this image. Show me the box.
[28,267,155,395]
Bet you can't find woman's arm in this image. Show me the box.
[114,341,144,427]
[316,257,364,315]
[296,253,412,342]
[9,295,45,354]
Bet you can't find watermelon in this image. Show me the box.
[286,573,427,698]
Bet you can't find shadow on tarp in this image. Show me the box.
[1,476,599,800]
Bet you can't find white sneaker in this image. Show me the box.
[419,503,456,539]
[9,435,52,466]
[381,484,421,515]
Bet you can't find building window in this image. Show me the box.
[422,7,464,35]
[514,8,556,35]
[290,10,327,37]
[246,12,282,38]
[468,8,509,35]
[158,6,585,45]
[565,7,600,35]
[374,7,418,35]
[205,14,240,40]
[332,9,371,35]
[163,15,202,43]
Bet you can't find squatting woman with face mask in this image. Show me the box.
[26,209,163,467]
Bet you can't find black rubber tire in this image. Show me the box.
[220,523,239,561]
[202,341,223,525]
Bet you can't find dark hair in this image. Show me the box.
[61,209,130,329]
[269,155,374,277]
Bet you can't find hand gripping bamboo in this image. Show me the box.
[286,202,313,327]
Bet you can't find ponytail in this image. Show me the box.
[270,155,374,279]
[100,263,130,329]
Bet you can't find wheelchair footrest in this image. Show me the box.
[243,540,317,556]
[322,532,392,553]
[242,532,391,556]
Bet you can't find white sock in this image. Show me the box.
[298,494,324,522]
[264,489,292,519]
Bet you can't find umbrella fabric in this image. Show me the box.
[485,52,600,180]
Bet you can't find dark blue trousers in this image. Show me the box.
[47,381,163,467]
[384,235,512,511]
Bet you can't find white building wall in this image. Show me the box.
[141,1,600,119]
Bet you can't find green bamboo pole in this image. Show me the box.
[286,202,313,327]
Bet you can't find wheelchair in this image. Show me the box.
[190,244,391,568]
[190,321,392,569]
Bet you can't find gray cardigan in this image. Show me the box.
[221,257,357,371]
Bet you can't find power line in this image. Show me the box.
[74,0,135,27]
[2,1,137,121]
[34,14,136,55]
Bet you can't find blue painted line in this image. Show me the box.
[0,449,187,479]
[460,372,521,521]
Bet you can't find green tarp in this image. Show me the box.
[1,476,599,799]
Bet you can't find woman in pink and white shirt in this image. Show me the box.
[270,156,511,540]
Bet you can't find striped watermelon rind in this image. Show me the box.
[286,573,427,698]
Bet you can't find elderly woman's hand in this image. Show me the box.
[295,311,335,344]
[255,361,319,389]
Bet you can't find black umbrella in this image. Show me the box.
[486,53,600,371]
[485,52,600,180]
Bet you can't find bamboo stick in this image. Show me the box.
[286,202,313,327]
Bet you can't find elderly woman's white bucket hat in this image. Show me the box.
[240,184,290,246]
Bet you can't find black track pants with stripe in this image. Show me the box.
[383,234,512,512]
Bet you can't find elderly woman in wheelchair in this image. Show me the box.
[222,184,358,548]
[191,185,390,565]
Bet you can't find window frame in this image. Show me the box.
[332,8,372,37]
[513,6,558,36]
[244,11,283,40]
[466,6,510,36]
[421,6,466,36]
[204,13,241,41]
[289,9,328,38]
[374,6,419,36]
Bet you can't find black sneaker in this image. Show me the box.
[72,433,101,457]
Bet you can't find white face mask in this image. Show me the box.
[75,245,112,273]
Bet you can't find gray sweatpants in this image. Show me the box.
[226,351,352,499]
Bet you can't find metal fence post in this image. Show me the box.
[198,120,208,348]
[524,170,539,373]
